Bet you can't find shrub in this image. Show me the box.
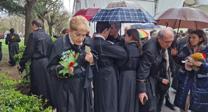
[0,73,52,112]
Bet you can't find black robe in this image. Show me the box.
[118,42,140,112]
[5,33,21,65]
[48,35,93,112]
[92,36,127,112]
[19,29,52,101]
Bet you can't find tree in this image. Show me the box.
[0,0,25,15]
[24,0,37,44]
[33,0,65,36]
[0,0,37,44]
[53,11,69,35]
[46,11,69,36]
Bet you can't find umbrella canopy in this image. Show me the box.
[156,7,208,29]
[131,23,159,29]
[92,1,155,23]
[73,8,100,21]
[91,8,155,23]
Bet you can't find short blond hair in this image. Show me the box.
[69,16,90,33]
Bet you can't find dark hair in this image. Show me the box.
[32,19,43,27]
[10,28,15,33]
[96,22,111,33]
[126,29,141,48]
[61,28,68,34]
[189,29,207,45]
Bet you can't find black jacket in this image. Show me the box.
[137,38,164,95]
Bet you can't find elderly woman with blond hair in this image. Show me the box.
[48,16,94,112]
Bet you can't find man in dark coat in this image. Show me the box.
[5,28,21,66]
[137,28,174,112]
[107,22,122,44]
[18,19,52,101]
[92,22,127,112]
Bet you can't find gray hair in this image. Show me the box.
[157,27,174,39]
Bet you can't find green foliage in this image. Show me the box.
[0,90,52,112]
[14,45,25,63]
[0,0,25,15]
[0,74,18,89]
[14,45,31,83]
[0,73,52,112]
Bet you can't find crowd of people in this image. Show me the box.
[3,15,208,112]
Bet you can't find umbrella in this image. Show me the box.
[156,7,208,29]
[91,1,155,23]
[73,8,100,21]
[131,23,160,29]
[91,8,155,23]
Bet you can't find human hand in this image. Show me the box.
[171,48,178,56]
[162,79,169,85]
[192,60,202,67]
[85,52,94,64]
[138,92,148,105]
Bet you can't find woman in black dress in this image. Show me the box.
[118,29,141,112]
[48,16,94,112]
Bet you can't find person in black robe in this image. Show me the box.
[18,19,52,102]
[5,28,21,66]
[47,16,94,112]
[118,29,141,112]
[92,22,127,112]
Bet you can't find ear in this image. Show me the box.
[199,37,203,42]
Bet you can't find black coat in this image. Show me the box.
[5,33,21,65]
[19,29,52,100]
[92,36,127,112]
[48,35,93,112]
[118,42,140,112]
[137,38,166,112]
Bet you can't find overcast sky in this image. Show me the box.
[63,0,74,13]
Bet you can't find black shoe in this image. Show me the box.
[165,100,175,110]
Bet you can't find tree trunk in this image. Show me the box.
[48,23,53,36]
[24,0,37,45]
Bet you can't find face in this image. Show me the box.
[109,24,119,37]
[31,24,37,32]
[103,28,111,39]
[158,33,174,49]
[124,34,131,43]
[70,28,87,45]
[189,34,202,47]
